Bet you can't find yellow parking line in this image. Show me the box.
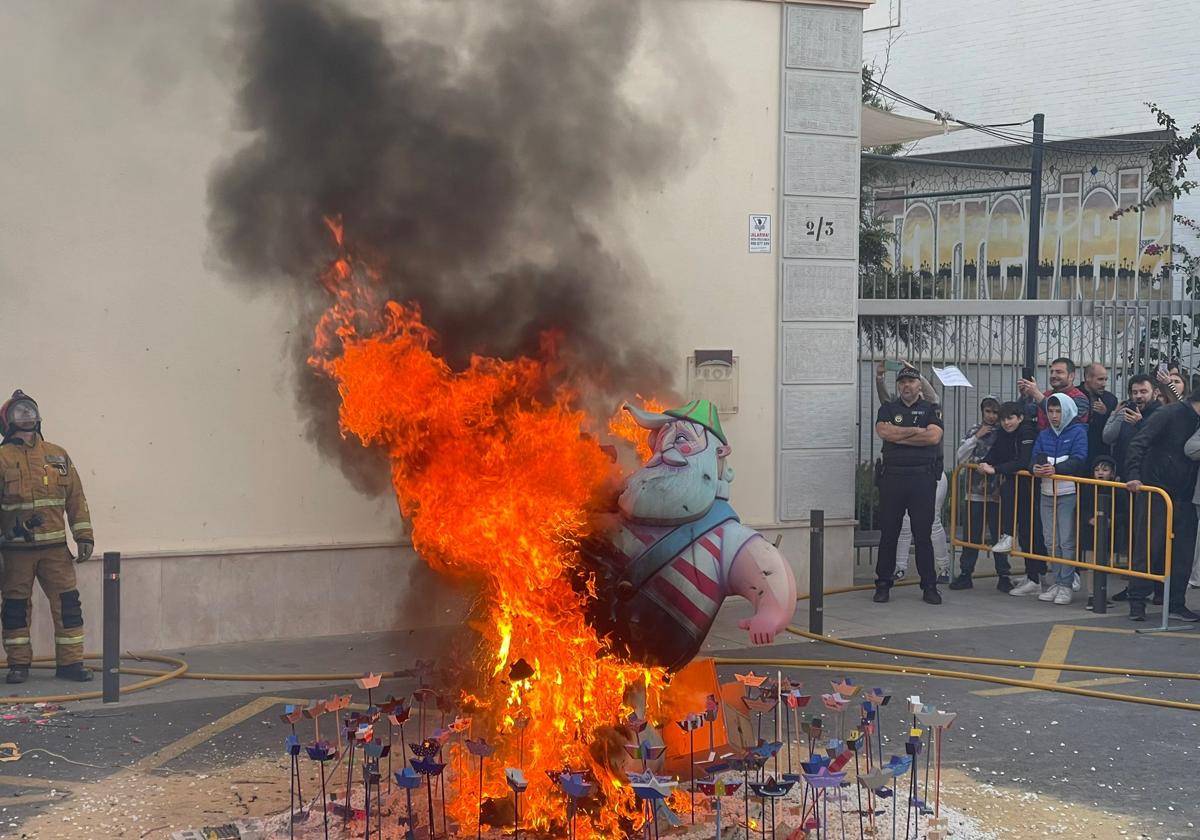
[1,695,322,806]
[972,624,1143,697]
[1030,624,1075,685]
[129,694,294,773]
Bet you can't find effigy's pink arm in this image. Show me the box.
[728,536,798,645]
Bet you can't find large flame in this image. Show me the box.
[310,219,670,836]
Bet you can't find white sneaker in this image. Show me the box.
[1071,572,1081,592]
[1053,586,1073,605]
[1009,579,1041,596]
[991,534,1013,554]
[1038,585,1061,602]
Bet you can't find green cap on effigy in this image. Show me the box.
[664,399,726,445]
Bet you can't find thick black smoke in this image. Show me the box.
[208,0,706,493]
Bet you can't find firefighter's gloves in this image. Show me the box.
[75,540,94,564]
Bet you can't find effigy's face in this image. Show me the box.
[617,419,720,525]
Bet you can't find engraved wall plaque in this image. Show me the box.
[781,386,856,449]
[784,134,859,198]
[780,449,855,520]
[781,323,856,384]
[783,198,856,260]
[786,5,862,72]
[784,70,860,136]
[782,262,856,321]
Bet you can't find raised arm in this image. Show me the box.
[874,362,893,405]
[1102,406,1125,445]
[919,376,939,404]
[1157,369,1180,403]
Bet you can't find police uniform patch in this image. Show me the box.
[894,414,903,424]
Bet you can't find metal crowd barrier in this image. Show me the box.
[950,462,1175,631]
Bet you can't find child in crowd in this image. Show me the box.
[1079,455,1126,609]
[1030,393,1089,604]
[979,401,1045,595]
[950,396,1012,591]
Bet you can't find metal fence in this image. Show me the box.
[950,464,1175,630]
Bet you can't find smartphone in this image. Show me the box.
[1021,367,1035,381]
[884,360,904,372]
[1157,361,1169,376]
[1036,453,1048,466]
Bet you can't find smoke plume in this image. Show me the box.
[208,0,709,493]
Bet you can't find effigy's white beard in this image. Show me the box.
[617,450,718,524]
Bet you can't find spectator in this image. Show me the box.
[1102,374,1156,476]
[950,396,1012,591]
[874,362,951,583]
[1169,369,1187,401]
[1124,390,1200,622]
[1184,423,1200,591]
[1151,362,1187,404]
[1079,455,1126,610]
[872,364,945,605]
[1018,357,1090,431]
[980,401,1046,595]
[1082,363,1118,458]
[1104,375,1163,605]
[1030,393,1089,605]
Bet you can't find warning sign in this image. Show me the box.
[748,214,772,253]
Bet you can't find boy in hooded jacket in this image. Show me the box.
[1030,393,1089,604]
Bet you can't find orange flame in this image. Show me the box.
[310,223,670,836]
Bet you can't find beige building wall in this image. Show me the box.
[0,0,860,652]
[619,0,782,526]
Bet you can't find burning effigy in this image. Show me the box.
[204,2,797,836]
[581,400,797,671]
[302,216,797,838]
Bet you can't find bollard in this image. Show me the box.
[102,552,121,704]
[1093,512,1108,615]
[809,510,824,635]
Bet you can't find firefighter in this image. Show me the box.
[0,391,94,683]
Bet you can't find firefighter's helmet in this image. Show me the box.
[0,390,41,438]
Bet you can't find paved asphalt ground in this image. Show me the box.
[1,586,1198,837]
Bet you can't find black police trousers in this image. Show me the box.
[875,469,938,590]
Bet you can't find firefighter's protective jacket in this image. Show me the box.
[0,436,93,549]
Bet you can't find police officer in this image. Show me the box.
[0,391,95,683]
[874,365,945,604]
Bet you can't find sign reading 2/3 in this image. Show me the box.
[805,217,835,242]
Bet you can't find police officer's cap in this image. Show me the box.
[896,365,921,382]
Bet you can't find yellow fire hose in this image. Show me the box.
[0,653,188,705]
[2,579,1196,709]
